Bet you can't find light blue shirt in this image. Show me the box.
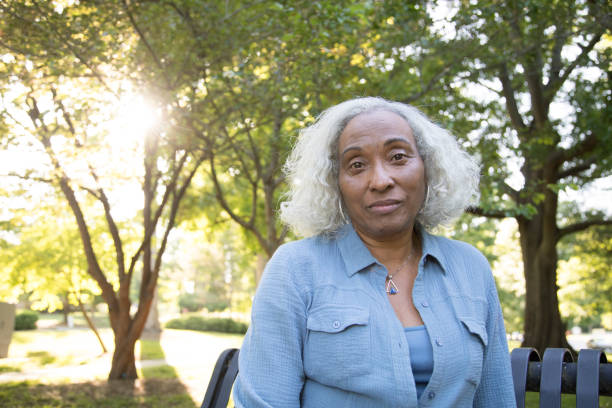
[235,224,516,407]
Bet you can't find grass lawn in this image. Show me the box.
[0,380,196,407]
[525,392,612,407]
[0,326,244,407]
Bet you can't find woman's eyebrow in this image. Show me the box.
[340,145,362,157]
[383,137,411,147]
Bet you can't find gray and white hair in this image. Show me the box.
[280,97,480,237]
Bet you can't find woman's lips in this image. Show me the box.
[368,200,401,214]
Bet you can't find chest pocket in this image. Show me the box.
[459,316,488,387]
[304,305,371,387]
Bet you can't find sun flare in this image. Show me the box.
[106,93,160,152]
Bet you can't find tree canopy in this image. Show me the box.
[1,0,610,377]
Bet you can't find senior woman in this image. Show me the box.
[234,97,516,407]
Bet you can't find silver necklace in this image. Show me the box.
[385,239,419,296]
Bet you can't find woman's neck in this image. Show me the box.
[357,226,421,268]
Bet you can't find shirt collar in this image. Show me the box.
[336,223,449,277]
[417,225,449,274]
[336,224,378,277]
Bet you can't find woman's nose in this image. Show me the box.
[369,163,393,191]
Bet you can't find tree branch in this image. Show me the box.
[26,97,119,314]
[121,0,172,89]
[498,63,526,131]
[558,218,612,239]
[556,157,597,180]
[550,133,599,177]
[465,206,509,219]
[544,28,604,103]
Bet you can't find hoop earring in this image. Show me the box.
[419,185,430,215]
[338,199,348,223]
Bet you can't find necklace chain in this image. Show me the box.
[385,237,420,296]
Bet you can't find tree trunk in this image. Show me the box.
[62,297,70,325]
[255,253,268,285]
[517,214,573,355]
[108,331,138,379]
[144,289,160,332]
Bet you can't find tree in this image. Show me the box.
[171,0,379,271]
[408,0,611,352]
[0,199,112,353]
[557,212,612,330]
[0,1,206,379]
[105,0,398,286]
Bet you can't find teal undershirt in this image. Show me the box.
[404,325,434,399]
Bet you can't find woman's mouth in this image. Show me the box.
[368,200,401,214]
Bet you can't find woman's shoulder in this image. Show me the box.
[272,234,336,260]
[264,235,338,284]
[425,232,494,290]
[427,233,489,266]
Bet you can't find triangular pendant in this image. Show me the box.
[386,275,399,295]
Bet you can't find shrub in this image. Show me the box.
[165,315,248,334]
[14,310,38,330]
[203,300,229,313]
[178,293,206,313]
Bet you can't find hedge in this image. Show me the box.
[14,310,38,330]
[165,315,248,334]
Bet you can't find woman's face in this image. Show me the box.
[337,110,426,243]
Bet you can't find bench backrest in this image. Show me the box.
[201,347,612,408]
[511,347,611,408]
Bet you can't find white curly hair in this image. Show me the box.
[280,97,480,237]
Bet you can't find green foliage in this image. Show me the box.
[165,315,248,334]
[558,224,612,330]
[176,293,204,313]
[0,199,112,311]
[14,311,38,331]
[178,293,215,313]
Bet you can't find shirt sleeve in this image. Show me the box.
[473,280,516,407]
[234,244,308,408]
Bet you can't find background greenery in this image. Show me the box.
[0,0,610,386]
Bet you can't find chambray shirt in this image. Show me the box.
[235,224,516,407]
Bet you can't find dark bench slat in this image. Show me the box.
[540,348,573,408]
[577,349,607,408]
[201,348,240,408]
[511,347,541,408]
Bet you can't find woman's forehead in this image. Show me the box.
[339,110,415,149]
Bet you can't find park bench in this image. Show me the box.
[201,347,612,408]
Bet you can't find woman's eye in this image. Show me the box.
[392,153,406,161]
[350,161,364,169]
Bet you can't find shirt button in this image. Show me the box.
[332,320,341,329]
[428,391,436,400]
[421,301,429,307]
[435,338,443,347]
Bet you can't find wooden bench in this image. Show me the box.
[201,347,612,408]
